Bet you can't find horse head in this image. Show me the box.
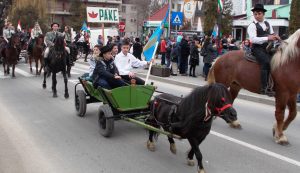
[36,35,45,46]
[207,83,238,126]
[53,36,65,52]
[10,34,21,48]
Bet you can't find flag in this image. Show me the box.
[81,21,88,31]
[17,20,21,30]
[218,0,224,13]
[142,7,169,61]
[212,24,219,37]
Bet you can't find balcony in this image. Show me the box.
[48,7,72,15]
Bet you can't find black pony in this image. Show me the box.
[42,36,70,98]
[146,83,238,173]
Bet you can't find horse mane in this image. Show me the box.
[271,29,300,71]
[53,36,65,52]
[177,83,232,134]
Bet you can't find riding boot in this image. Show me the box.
[260,70,275,97]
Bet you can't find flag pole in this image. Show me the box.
[145,42,159,85]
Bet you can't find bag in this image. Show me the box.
[200,48,207,56]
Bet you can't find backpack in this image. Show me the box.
[200,47,207,56]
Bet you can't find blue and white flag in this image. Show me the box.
[81,21,88,31]
[142,7,169,61]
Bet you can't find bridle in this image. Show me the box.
[204,98,232,122]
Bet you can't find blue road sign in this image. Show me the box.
[171,12,183,26]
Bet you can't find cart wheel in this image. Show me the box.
[75,90,86,117]
[98,104,114,137]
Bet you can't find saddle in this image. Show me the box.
[244,46,275,94]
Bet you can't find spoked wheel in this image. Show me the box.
[98,104,114,137]
[75,90,86,117]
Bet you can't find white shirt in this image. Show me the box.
[114,51,148,75]
[247,19,274,45]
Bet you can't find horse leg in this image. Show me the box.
[42,70,47,89]
[62,71,69,99]
[2,62,6,74]
[187,148,195,166]
[52,73,57,97]
[273,93,289,145]
[35,58,39,75]
[187,138,205,173]
[29,56,33,73]
[67,66,71,78]
[38,58,43,75]
[12,64,15,78]
[168,137,176,154]
[283,95,297,131]
[147,130,156,152]
[228,83,242,129]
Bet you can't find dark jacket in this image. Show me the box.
[180,39,190,58]
[189,42,200,66]
[132,42,143,59]
[203,43,217,64]
[92,58,119,83]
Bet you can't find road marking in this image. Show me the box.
[211,131,300,167]
[14,67,34,77]
[71,67,87,73]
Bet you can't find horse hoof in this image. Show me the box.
[42,84,46,89]
[53,93,58,98]
[170,143,177,154]
[229,120,242,129]
[274,135,289,146]
[147,141,155,152]
[198,169,206,173]
[187,159,195,166]
[64,93,69,99]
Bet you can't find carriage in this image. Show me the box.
[74,76,177,137]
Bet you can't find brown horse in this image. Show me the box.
[207,29,300,145]
[29,35,44,75]
[0,34,21,77]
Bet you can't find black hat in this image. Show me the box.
[100,45,113,57]
[51,22,60,28]
[251,4,267,12]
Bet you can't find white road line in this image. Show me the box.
[74,63,89,70]
[14,67,34,77]
[71,67,87,73]
[211,131,300,167]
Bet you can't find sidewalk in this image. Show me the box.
[75,58,299,109]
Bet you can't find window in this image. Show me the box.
[252,0,274,5]
[172,3,175,10]
[280,0,289,5]
[122,6,126,13]
[177,4,182,11]
[131,6,136,11]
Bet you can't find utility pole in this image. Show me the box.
[168,0,172,38]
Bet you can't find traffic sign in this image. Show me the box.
[171,12,183,26]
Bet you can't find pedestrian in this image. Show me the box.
[111,43,119,59]
[97,34,104,46]
[189,38,200,77]
[242,39,251,53]
[132,37,143,60]
[159,37,167,65]
[228,39,239,51]
[202,36,217,80]
[165,37,172,68]
[179,34,190,75]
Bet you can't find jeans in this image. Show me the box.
[203,63,212,78]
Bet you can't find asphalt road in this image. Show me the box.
[0,61,300,173]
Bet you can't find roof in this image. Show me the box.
[148,4,169,21]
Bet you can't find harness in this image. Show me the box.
[204,102,232,122]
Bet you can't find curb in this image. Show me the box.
[75,61,300,109]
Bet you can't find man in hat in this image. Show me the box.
[44,22,69,72]
[247,4,280,96]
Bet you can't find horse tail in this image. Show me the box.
[207,64,216,84]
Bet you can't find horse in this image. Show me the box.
[146,83,238,173]
[42,36,70,98]
[66,42,78,77]
[207,29,300,145]
[29,35,44,75]
[0,34,21,77]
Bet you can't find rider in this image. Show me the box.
[44,23,70,71]
[247,4,280,96]
[28,22,43,55]
[2,22,15,45]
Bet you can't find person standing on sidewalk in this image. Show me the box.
[189,37,200,77]
[132,37,143,60]
[202,36,217,80]
[179,34,190,75]
[159,37,167,65]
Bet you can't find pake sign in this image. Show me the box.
[87,7,119,23]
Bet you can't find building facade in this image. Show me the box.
[233,0,291,41]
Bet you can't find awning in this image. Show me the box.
[233,19,289,27]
